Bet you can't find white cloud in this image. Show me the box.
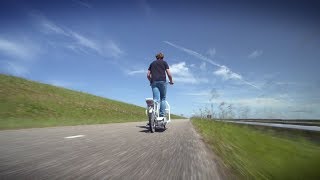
[207,48,216,58]
[5,62,29,76]
[70,33,123,58]
[32,13,69,36]
[37,15,124,59]
[69,31,99,52]
[184,90,210,96]
[42,20,68,36]
[193,96,287,111]
[188,85,319,119]
[0,38,38,60]
[164,41,260,89]
[230,97,286,108]
[248,50,263,59]
[200,62,206,71]
[0,37,41,77]
[102,41,124,58]
[66,44,90,55]
[127,70,147,75]
[69,32,123,58]
[171,62,208,84]
[213,65,242,80]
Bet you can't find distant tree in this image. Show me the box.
[226,104,235,119]
[209,88,220,118]
[218,102,226,119]
[204,105,211,118]
[239,106,250,119]
[199,107,204,119]
[209,88,220,101]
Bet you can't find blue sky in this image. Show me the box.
[1,0,320,119]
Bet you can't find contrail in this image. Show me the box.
[164,41,223,68]
[163,41,261,90]
[241,80,261,90]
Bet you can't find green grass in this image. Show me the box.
[0,74,184,130]
[191,118,320,180]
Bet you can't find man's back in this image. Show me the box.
[148,60,169,82]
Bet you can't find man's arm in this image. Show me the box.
[147,70,152,82]
[166,69,174,84]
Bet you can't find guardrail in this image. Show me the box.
[221,120,320,132]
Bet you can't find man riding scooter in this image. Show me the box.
[147,53,174,126]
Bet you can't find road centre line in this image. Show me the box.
[64,135,85,139]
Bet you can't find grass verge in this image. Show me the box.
[0,74,184,130]
[191,118,320,179]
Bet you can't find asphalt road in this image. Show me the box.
[0,119,224,180]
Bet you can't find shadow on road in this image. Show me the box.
[137,125,150,133]
[136,125,166,133]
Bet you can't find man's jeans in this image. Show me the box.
[151,81,167,117]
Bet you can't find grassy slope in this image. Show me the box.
[192,118,320,180]
[0,74,184,129]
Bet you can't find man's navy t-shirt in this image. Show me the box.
[148,60,169,82]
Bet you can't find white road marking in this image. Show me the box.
[64,135,85,139]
